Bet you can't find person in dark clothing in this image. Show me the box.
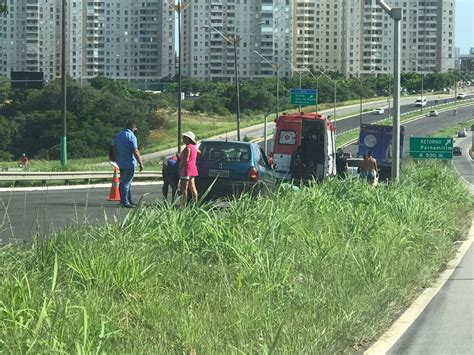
[290,145,305,180]
[162,154,180,202]
[335,149,348,178]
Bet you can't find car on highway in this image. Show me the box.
[456,93,466,100]
[196,140,276,199]
[458,128,467,138]
[429,110,439,117]
[373,107,385,115]
[415,97,427,107]
[453,146,462,156]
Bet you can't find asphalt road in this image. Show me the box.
[0,184,164,243]
[388,132,473,355]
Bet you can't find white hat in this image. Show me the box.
[182,131,196,144]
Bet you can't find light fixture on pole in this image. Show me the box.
[251,49,280,153]
[348,71,364,128]
[203,25,242,140]
[60,0,67,166]
[169,0,189,153]
[377,0,402,182]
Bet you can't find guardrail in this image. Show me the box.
[0,171,162,185]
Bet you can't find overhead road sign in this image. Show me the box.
[409,137,453,160]
[10,71,44,89]
[290,89,317,106]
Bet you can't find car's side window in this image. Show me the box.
[258,148,270,168]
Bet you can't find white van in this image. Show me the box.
[415,97,427,107]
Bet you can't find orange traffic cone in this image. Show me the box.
[107,168,121,201]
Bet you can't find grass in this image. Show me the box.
[0,162,472,353]
[432,119,474,137]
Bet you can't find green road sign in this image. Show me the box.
[409,137,453,160]
[290,89,317,106]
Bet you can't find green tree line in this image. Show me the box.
[0,70,466,161]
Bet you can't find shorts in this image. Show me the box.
[180,176,194,181]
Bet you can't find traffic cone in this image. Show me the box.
[107,167,121,201]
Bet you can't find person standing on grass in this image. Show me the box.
[162,154,180,202]
[365,151,378,186]
[18,154,29,169]
[179,131,199,204]
[113,121,144,208]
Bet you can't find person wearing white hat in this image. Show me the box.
[178,131,199,204]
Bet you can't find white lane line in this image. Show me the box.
[0,181,163,193]
[365,221,474,355]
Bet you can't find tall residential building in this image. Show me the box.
[0,0,62,81]
[1,1,175,84]
[291,0,456,76]
[182,0,291,81]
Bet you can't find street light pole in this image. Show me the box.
[204,25,241,140]
[60,0,67,166]
[377,0,402,182]
[170,1,189,153]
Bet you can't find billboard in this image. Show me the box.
[358,124,405,162]
[11,71,44,89]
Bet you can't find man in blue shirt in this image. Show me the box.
[113,121,144,208]
[162,154,179,202]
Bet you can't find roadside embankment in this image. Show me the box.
[0,162,472,353]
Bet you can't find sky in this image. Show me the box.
[456,0,474,54]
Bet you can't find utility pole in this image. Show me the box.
[233,37,242,140]
[60,0,67,166]
[377,0,402,182]
[170,1,189,153]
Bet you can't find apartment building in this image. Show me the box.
[291,0,456,76]
[0,0,61,81]
[182,0,291,81]
[1,0,175,84]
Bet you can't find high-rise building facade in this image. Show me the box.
[291,0,456,76]
[1,0,175,83]
[182,0,292,81]
[0,0,62,81]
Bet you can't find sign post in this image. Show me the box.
[290,89,317,107]
[409,137,453,160]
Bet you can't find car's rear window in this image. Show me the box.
[199,142,251,163]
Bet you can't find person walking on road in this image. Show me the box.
[162,154,180,202]
[179,132,199,205]
[364,151,378,186]
[113,121,144,208]
[18,154,29,169]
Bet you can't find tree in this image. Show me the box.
[0,1,7,14]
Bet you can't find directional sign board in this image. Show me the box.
[290,89,317,106]
[409,137,453,160]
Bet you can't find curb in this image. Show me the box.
[364,219,474,354]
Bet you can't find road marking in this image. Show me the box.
[365,220,474,355]
[0,181,163,193]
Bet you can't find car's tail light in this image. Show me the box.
[248,167,258,181]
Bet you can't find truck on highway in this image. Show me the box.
[358,124,406,181]
[270,112,336,180]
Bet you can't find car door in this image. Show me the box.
[254,145,276,193]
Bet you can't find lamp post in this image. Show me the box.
[282,58,303,111]
[203,25,242,140]
[60,0,67,166]
[170,0,189,153]
[316,69,337,130]
[251,50,280,120]
[377,0,402,182]
[348,71,364,127]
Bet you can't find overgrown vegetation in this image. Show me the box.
[0,162,472,353]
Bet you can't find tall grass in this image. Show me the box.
[0,161,472,353]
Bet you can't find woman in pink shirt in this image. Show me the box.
[179,131,199,204]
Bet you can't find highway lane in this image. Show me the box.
[0,184,164,243]
[387,131,473,355]
[343,104,474,157]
